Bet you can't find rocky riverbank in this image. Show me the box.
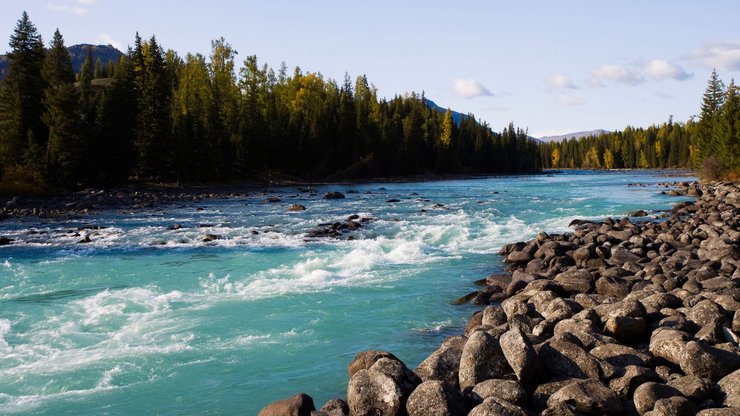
[258,182,740,416]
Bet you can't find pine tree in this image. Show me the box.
[0,12,47,174]
[716,79,738,170]
[696,70,725,164]
[41,28,82,185]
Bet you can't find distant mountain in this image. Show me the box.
[0,44,123,81]
[424,98,466,125]
[537,129,609,143]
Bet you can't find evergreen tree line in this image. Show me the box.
[538,70,739,178]
[539,119,692,170]
[0,13,541,191]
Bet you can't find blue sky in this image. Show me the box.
[3,1,740,137]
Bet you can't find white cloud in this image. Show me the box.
[452,78,493,98]
[588,64,645,86]
[688,40,740,72]
[46,2,88,15]
[557,95,583,106]
[94,33,123,51]
[646,59,692,81]
[546,74,577,90]
[77,0,97,3]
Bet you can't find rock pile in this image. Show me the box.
[259,182,740,416]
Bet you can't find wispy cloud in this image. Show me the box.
[546,74,577,90]
[557,95,583,106]
[587,64,645,87]
[46,2,88,15]
[77,0,97,4]
[94,33,123,50]
[688,39,740,72]
[646,59,692,81]
[452,78,493,98]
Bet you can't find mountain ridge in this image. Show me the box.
[0,43,123,80]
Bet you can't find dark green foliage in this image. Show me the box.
[0,14,542,190]
[0,12,47,173]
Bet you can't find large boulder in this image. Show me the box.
[323,191,345,199]
[554,269,594,293]
[546,379,622,415]
[716,369,740,407]
[609,365,659,400]
[468,397,529,416]
[405,380,466,416]
[500,327,545,385]
[471,379,527,407]
[604,316,647,343]
[590,343,653,368]
[633,382,683,415]
[318,399,349,416]
[257,393,315,416]
[680,340,740,380]
[539,340,603,380]
[459,330,511,390]
[688,299,727,327]
[349,350,399,378]
[347,358,420,416]
[414,336,466,387]
[666,375,714,402]
[649,328,691,366]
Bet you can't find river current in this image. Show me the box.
[0,170,693,414]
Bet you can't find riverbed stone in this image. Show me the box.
[539,340,603,380]
[633,382,683,415]
[405,380,465,416]
[471,379,526,407]
[258,393,315,416]
[459,330,511,391]
[680,340,740,380]
[468,397,529,416]
[415,336,466,387]
[546,379,622,415]
[500,327,545,385]
[348,350,399,378]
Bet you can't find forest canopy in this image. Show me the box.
[0,12,540,192]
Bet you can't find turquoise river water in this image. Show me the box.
[0,171,693,415]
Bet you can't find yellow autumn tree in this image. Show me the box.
[603,148,614,169]
[551,148,561,167]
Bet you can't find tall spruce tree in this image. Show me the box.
[42,29,82,185]
[0,12,47,174]
[696,69,725,163]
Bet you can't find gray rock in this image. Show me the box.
[609,365,659,400]
[717,369,740,407]
[698,237,736,262]
[506,250,532,264]
[348,350,399,378]
[590,344,653,368]
[696,409,740,416]
[459,330,511,390]
[318,399,348,416]
[348,358,420,416]
[688,299,727,327]
[258,393,315,416]
[604,316,647,343]
[323,191,345,199]
[415,336,466,387]
[554,269,594,293]
[468,397,529,416]
[500,327,545,385]
[680,340,740,380]
[533,378,578,412]
[472,379,527,407]
[405,380,465,416]
[539,340,603,380]
[633,382,683,415]
[609,246,642,266]
[287,204,307,211]
[649,328,691,366]
[648,396,695,416]
[595,276,629,297]
[667,375,714,402]
[542,298,582,321]
[481,306,507,327]
[547,379,622,415]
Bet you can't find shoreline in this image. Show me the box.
[0,169,695,221]
[259,181,739,416]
